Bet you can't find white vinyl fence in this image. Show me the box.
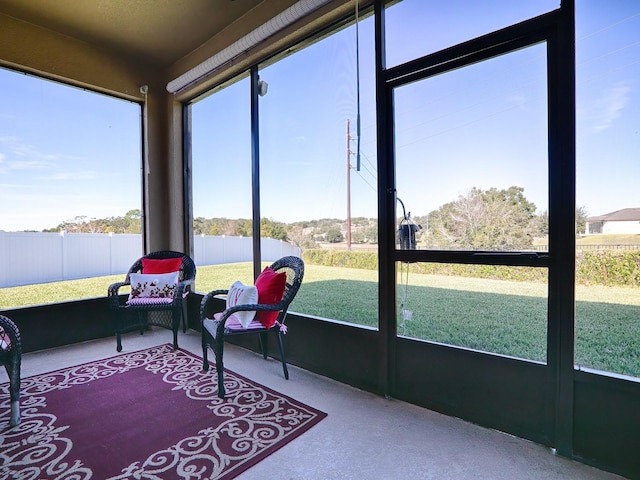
[0,231,300,288]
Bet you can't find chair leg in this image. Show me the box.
[10,400,20,427]
[138,312,145,335]
[276,330,289,380]
[259,332,268,359]
[181,301,188,333]
[202,331,210,372]
[215,341,226,399]
[113,313,123,352]
[6,361,20,427]
[171,309,180,349]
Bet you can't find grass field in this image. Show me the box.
[2,262,639,377]
[576,234,640,245]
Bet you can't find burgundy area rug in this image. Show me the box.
[0,344,327,479]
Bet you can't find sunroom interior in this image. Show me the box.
[1,0,639,478]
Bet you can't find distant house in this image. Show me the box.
[585,208,640,234]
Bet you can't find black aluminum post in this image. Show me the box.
[251,67,262,280]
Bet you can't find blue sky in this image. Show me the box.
[0,74,140,231]
[2,1,639,231]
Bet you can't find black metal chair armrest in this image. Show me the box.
[210,302,280,337]
[108,281,130,309]
[173,280,192,301]
[199,289,229,320]
[108,281,129,297]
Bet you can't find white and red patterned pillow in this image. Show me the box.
[127,271,179,304]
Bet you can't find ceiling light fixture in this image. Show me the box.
[167,0,331,94]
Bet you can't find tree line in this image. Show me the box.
[43,209,143,234]
[42,187,588,250]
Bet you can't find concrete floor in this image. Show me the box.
[7,328,628,480]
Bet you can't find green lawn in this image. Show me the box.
[576,234,640,246]
[2,262,639,377]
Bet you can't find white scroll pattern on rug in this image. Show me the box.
[0,344,325,479]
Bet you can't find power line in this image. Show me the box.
[577,11,640,42]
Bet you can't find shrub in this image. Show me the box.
[303,248,640,287]
[303,249,377,270]
[577,251,640,287]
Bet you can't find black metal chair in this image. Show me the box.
[201,256,304,398]
[108,250,196,351]
[0,315,21,427]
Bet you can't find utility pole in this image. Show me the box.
[346,119,352,250]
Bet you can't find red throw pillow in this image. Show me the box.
[254,266,287,328]
[142,257,183,274]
